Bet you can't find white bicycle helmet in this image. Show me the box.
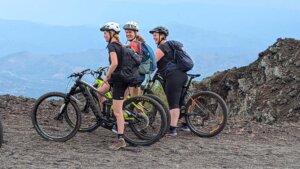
[123,21,139,31]
[100,22,121,33]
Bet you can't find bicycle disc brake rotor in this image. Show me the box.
[133,109,150,130]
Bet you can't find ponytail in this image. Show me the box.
[113,34,122,44]
[110,31,122,44]
[136,34,145,43]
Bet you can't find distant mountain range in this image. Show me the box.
[0,50,108,97]
[0,19,103,57]
[0,19,275,98]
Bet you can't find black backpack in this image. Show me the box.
[167,40,194,72]
[116,45,141,84]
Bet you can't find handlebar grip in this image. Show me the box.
[82,69,90,73]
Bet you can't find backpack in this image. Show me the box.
[138,42,157,74]
[167,40,194,72]
[116,45,141,84]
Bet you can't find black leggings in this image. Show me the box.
[162,70,188,109]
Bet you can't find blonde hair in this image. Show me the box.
[110,31,122,44]
[136,34,145,43]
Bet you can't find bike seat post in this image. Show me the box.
[185,76,193,89]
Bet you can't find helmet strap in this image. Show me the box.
[157,33,166,46]
[158,34,162,46]
[109,31,113,44]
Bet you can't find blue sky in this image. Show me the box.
[1,0,300,53]
[1,0,300,43]
[1,0,300,69]
[1,0,300,28]
[1,1,299,36]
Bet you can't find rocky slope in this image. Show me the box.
[194,38,300,123]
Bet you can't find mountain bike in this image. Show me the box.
[31,69,167,146]
[69,67,171,134]
[142,72,228,137]
[0,118,3,148]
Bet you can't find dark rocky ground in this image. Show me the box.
[1,38,300,168]
[0,95,299,169]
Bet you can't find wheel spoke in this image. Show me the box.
[32,92,81,142]
[185,92,227,137]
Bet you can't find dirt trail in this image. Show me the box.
[0,97,299,169]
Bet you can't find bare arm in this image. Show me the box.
[155,48,165,62]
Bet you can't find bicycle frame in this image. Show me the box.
[65,69,147,126]
[143,72,198,105]
[90,68,144,111]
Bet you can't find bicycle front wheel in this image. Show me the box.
[64,89,99,132]
[31,92,81,142]
[123,96,167,146]
[185,91,228,137]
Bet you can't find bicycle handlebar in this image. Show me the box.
[68,69,91,78]
[68,67,108,79]
[91,67,108,76]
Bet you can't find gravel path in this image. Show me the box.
[0,97,299,169]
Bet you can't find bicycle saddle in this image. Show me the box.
[187,74,201,78]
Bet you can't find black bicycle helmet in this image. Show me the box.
[149,26,169,36]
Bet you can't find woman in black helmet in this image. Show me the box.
[149,26,188,136]
[99,22,127,150]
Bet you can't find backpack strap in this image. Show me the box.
[166,41,177,62]
[138,41,143,56]
[137,41,143,62]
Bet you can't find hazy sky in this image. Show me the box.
[1,0,300,44]
[1,0,299,30]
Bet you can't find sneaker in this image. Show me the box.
[109,138,126,150]
[179,124,191,132]
[166,128,177,137]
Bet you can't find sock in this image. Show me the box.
[170,126,177,132]
[118,134,124,139]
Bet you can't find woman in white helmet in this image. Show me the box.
[122,21,143,95]
[99,22,127,150]
[123,21,147,97]
[123,21,144,43]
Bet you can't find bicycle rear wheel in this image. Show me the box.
[123,96,167,146]
[185,91,228,137]
[143,88,171,134]
[0,119,3,147]
[31,92,81,142]
[144,94,170,135]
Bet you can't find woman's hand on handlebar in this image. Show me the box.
[103,74,110,84]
